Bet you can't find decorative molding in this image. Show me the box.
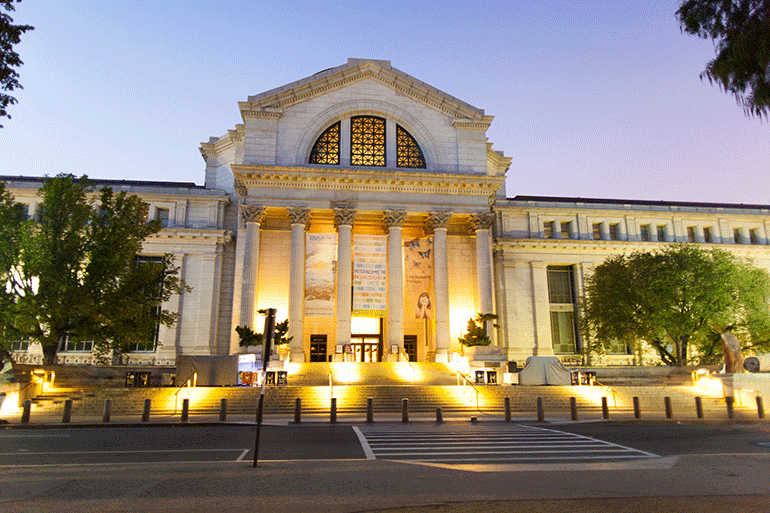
[383,209,407,229]
[241,205,266,224]
[469,213,494,231]
[334,207,358,228]
[425,211,452,232]
[287,206,311,225]
[240,110,283,119]
[452,120,492,130]
[147,230,233,244]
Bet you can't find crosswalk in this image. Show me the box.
[354,424,658,464]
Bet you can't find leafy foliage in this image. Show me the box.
[236,312,293,347]
[0,174,188,364]
[582,244,770,366]
[458,313,498,347]
[677,0,770,119]
[0,0,33,127]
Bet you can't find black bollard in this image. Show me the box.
[220,398,227,422]
[664,396,672,419]
[366,397,373,423]
[103,399,112,423]
[504,397,511,422]
[62,399,72,423]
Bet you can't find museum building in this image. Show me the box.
[5,59,770,369]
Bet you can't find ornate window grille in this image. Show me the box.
[309,121,341,164]
[351,116,386,166]
[396,124,425,168]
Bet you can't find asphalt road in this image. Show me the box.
[1,421,769,512]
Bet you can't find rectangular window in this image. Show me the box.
[639,224,650,241]
[606,340,631,355]
[560,222,571,240]
[750,228,759,245]
[6,334,29,352]
[20,204,29,219]
[543,221,554,239]
[62,335,93,352]
[550,311,576,354]
[547,266,575,304]
[156,208,170,228]
[592,223,601,240]
[129,256,165,353]
[657,225,667,242]
[608,223,619,240]
[703,226,712,243]
[687,226,696,243]
[733,228,742,244]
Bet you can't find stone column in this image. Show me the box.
[334,207,357,347]
[239,205,266,330]
[428,211,451,361]
[470,213,495,341]
[287,207,311,361]
[384,210,406,360]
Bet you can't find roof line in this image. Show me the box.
[507,195,770,210]
[0,176,205,189]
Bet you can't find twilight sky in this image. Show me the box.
[2,0,768,204]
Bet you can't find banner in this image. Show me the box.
[305,233,337,316]
[353,235,388,317]
[403,236,434,320]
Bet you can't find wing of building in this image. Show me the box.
[4,58,770,371]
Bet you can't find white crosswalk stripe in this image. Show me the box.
[356,424,658,464]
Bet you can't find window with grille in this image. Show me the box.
[350,116,386,166]
[309,121,341,165]
[396,125,425,168]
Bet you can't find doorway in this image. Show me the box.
[350,337,379,362]
[310,335,327,362]
[403,335,417,362]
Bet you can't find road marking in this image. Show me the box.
[236,449,249,462]
[0,434,71,438]
[0,448,247,456]
[352,426,375,460]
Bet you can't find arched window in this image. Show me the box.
[396,124,425,168]
[308,117,426,168]
[309,121,340,165]
[351,116,385,166]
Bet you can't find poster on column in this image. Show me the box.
[305,233,337,316]
[352,235,387,317]
[404,236,434,320]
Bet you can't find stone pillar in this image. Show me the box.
[428,211,452,360]
[239,205,266,330]
[287,207,310,361]
[384,210,406,360]
[470,213,495,338]
[335,207,357,347]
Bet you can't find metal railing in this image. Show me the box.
[456,371,480,410]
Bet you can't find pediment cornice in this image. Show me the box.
[232,164,505,197]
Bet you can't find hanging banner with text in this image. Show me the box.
[403,236,434,320]
[305,233,337,317]
[352,234,387,317]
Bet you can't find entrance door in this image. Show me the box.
[403,335,417,362]
[310,335,327,362]
[350,336,380,362]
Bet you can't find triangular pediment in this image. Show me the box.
[238,58,492,124]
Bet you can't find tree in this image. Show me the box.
[236,312,293,348]
[0,180,26,368]
[458,313,498,347]
[582,244,770,366]
[676,0,770,119]
[0,0,33,127]
[0,174,187,365]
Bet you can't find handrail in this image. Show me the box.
[456,371,480,410]
[329,372,333,400]
[173,371,197,413]
[400,350,416,383]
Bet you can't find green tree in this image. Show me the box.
[458,313,498,347]
[0,180,26,368]
[0,0,33,127]
[676,0,770,119]
[582,244,770,366]
[0,174,187,365]
[236,312,293,347]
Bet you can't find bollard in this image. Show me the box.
[633,396,641,419]
[726,395,735,419]
[695,396,704,419]
[330,397,337,423]
[62,399,72,423]
[570,397,578,421]
[366,397,373,423]
[181,398,189,423]
[402,398,409,423]
[504,397,511,422]
[142,398,151,422]
[436,407,443,423]
[102,399,112,423]
[536,397,544,422]
[601,397,609,419]
[294,398,301,424]
[470,417,478,424]
[21,400,31,424]
[220,398,227,422]
[664,396,672,419]
[757,396,765,420]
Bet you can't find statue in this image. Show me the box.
[721,332,744,373]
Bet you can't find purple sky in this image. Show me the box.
[2,1,768,204]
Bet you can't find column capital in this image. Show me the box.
[425,211,452,233]
[469,212,494,232]
[334,207,357,228]
[383,209,406,229]
[241,204,266,224]
[287,206,311,226]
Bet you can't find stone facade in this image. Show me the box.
[5,59,770,369]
